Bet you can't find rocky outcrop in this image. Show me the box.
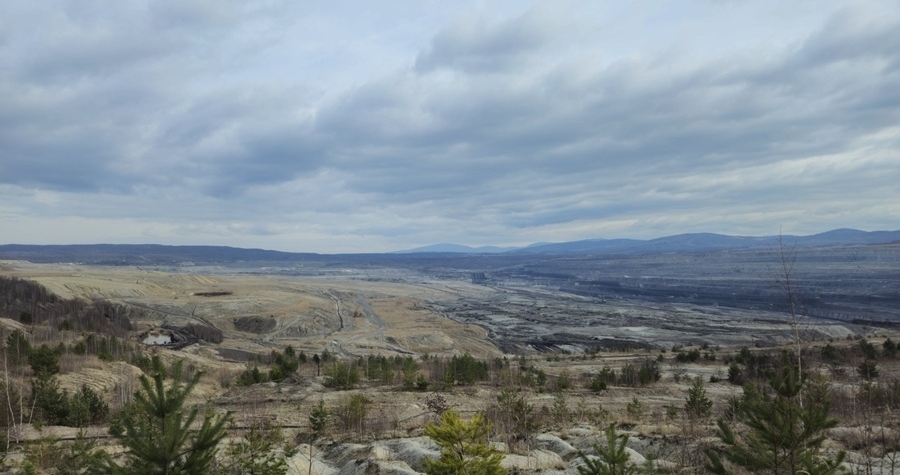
[534,434,579,461]
[290,432,657,475]
[382,437,440,472]
[502,449,566,471]
[337,459,420,475]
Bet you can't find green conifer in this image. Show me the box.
[423,410,506,475]
[576,424,636,475]
[705,354,846,475]
[684,377,713,420]
[98,356,229,475]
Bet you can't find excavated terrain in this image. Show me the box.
[2,255,900,475]
[0,257,873,358]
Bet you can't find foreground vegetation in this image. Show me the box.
[2,276,900,475]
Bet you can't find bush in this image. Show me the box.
[884,338,898,358]
[676,349,701,363]
[556,370,572,391]
[335,394,369,435]
[727,363,744,385]
[237,366,269,386]
[29,344,61,378]
[270,349,299,382]
[857,379,900,411]
[6,330,31,366]
[30,376,70,426]
[19,311,33,324]
[494,389,538,445]
[858,360,879,380]
[821,344,840,361]
[588,374,608,393]
[324,361,360,390]
[619,359,660,387]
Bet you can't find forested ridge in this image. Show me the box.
[0,276,134,337]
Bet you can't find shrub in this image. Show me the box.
[556,370,572,391]
[619,359,660,387]
[237,366,269,386]
[858,360,879,380]
[335,394,369,435]
[588,374,608,393]
[324,361,360,390]
[676,349,701,363]
[495,388,538,446]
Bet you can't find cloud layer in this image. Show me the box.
[2,0,898,252]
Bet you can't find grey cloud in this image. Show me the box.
[162,86,325,195]
[306,3,900,232]
[796,5,900,69]
[147,0,242,32]
[414,8,559,73]
[0,72,171,191]
[3,1,899,251]
[0,0,322,195]
[0,82,153,192]
[202,132,326,197]
[6,3,196,85]
[16,34,178,86]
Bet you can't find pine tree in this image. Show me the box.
[222,416,287,475]
[308,399,329,441]
[857,359,879,380]
[57,430,101,475]
[423,410,506,475]
[705,354,846,475]
[576,424,636,475]
[495,388,537,446]
[684,377,713,420]
[626,397,643,421]
[551,392,570,429]
[98,356,229,475]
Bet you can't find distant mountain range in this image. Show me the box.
[393,243,518,254]
[397,228,900,255]
[1,229,898,264]
[0,244,314,265]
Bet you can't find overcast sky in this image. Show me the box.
[1,1,898,253]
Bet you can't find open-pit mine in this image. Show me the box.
[3,239,897,358]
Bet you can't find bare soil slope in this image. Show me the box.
[1,261,502,359]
